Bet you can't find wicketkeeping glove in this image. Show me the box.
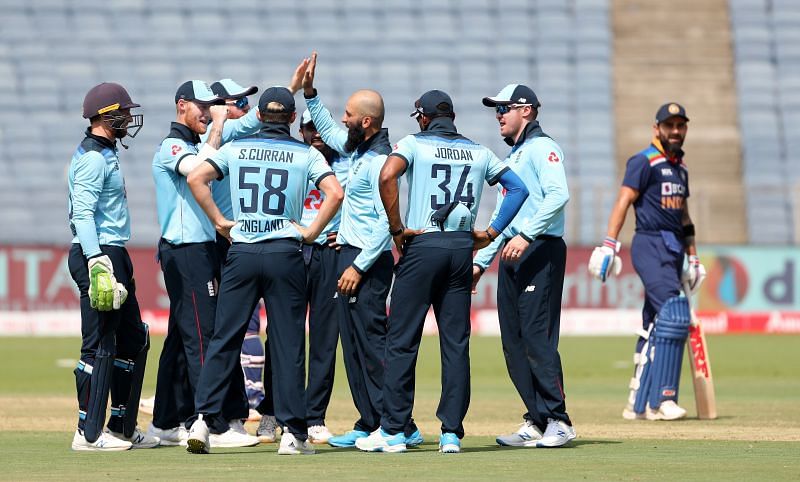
[681,254,706,295]
[588,236,622,282]
[88,255,128,311]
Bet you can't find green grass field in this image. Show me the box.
[0,334,798,480]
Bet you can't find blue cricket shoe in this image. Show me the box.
[328,429,369,448]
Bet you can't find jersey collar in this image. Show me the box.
[651,137,684,164]
[508,120,549,149]
[168,122,201,145]
[84,128,117,150]
[356,128,391,156]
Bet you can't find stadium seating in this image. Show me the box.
[0,0,614,246]
[730,0,800,243]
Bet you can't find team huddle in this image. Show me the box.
[66,52,705,455]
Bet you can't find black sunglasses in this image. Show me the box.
[495,104,530,114]
[228,97,249,109]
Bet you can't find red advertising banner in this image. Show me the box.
[0,244,798,336]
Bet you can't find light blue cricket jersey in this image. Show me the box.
[300,151,349,245]
[474,121,570,269]
[207,124,333,244]
[391,120,508,232]
[68,130,131,258]
[152,122,216,244]
[305,93,395,271]
[202,109,265,219]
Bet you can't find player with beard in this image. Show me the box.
[288,52,422,449]
[589,103,706,421]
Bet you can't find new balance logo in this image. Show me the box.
[207,281,216,297]
[525,285,536,292]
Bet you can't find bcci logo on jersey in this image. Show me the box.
[660,182,686,210]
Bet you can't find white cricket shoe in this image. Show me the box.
[354,428,407,453]
[247,409,262,422]
[109,427,160,449]
[209,420,260,448]
[646,400,687,421]
[138,396,155,415]
[536,418,576,448]
[186,415,210,454]
[257,415,279,443]
[622,403,646,420]
[278,431,315,455]
[71,429,132,452]
[308,425,333,444]
[146,423,187,446]
[496,419,543,447]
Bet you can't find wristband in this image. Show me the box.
[303,88,318,99]
[473,264,485,275]
[389,226,403,236]
[486,229,496,241]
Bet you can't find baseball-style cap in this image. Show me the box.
[410,90,454,118]
[258,86,296,115]
[655,103,689,123]
[301,110,313,125]
[174,80,225,105]
[482,84,540,108]
[210,78,258,100]
[83,82,140,119]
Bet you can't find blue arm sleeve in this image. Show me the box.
[352,157,393,273]
[71,152,105,258]
[488,169,528,234]
[305,94,349,155]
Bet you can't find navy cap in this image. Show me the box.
[175,80,224,105]
[258,86,295,115]
[482,84,540,108]
[655,103,689,123]
[411,90,454,117]
[210,78,258,99]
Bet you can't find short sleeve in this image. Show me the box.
[158,139,193,175]
[307,146,334,187]
[622,154,650,192]
[484,150,509,185]
[391,135,416,168]
[206,144,231,179]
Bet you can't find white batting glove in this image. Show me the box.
[681,254,706,295]
[88,255,128,311]
[588,237,622,282]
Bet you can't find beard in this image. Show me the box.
[344,123,366,152]
[660,134,684,156]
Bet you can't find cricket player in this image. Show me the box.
[356,90,529,454]
[589,103,706,421]
[294,53,422,449]
[68,82,158,451]
[148,80,258,448]
[185,86,343,455]
[474,84,576,448]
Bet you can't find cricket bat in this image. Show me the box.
[683,281,718,420]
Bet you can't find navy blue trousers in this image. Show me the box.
[496,237,571,430]
[337,246,393,433]
[68,244,148,433]
[382,232,473,439]
[631,232,684,352]
[192,240,309,439]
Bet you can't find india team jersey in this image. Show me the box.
[209,131,333,243]
[392,132,507,232]
[68,133,130,258]
[623,143,689,236]
[152,123,216,244]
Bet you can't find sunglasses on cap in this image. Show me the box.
[495,103,532,115]
[227,97,249,109]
